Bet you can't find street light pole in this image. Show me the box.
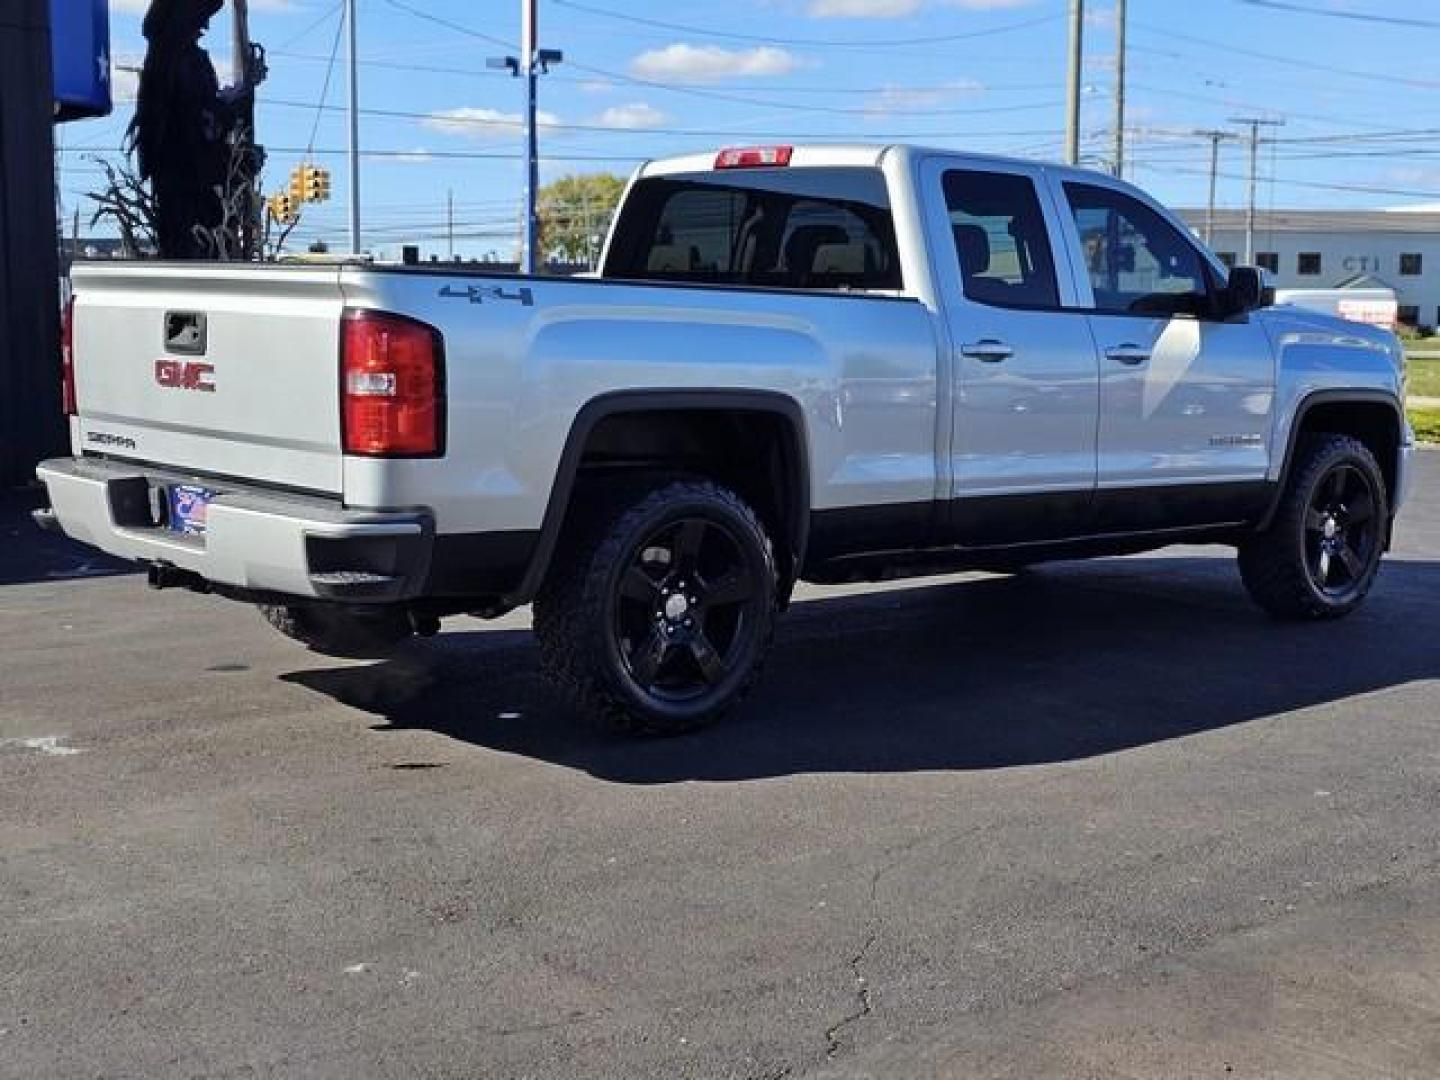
[490,1,561,274]
[1065,0,1084,166]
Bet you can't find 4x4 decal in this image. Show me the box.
[438,283,535,307]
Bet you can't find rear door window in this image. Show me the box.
[607,167,902,291]
[941,169,1060,309]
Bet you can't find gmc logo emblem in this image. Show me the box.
[155,359,215,392]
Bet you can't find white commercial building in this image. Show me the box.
[1178,208,1440,329]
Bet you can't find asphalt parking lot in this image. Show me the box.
[4,454,1439,1080]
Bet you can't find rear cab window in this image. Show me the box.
[604,166,903,292]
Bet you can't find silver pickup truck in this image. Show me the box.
[38,144,1413,733]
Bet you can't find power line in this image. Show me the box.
[550,0,1066,49]
[382,0,515,50]
[1132,161,1440,201]
[261,95,1067,137]
[1131,21,1440,91]
[277,0,344,50]
[269,47,1060,118]
[63,145,647,163]
[302,4,346,159]
[378,0,1063,120]
[1234,0,1440,29]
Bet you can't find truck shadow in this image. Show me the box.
[284,555,1440,784]
[0,489,136,587]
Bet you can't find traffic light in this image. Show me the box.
[302,164,331,203]
[288,167,305,205]
[268,192,297,225]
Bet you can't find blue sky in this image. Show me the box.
[57,0,1440,259]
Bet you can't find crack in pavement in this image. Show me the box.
[820,823,995,1062]
[823,863,886,1059]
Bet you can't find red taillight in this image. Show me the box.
[714,145,793,169]
[61,296,76,416]
[341,310,444,457]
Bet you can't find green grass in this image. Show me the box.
[1408,358,1440,398]
[1409,407,1440,444]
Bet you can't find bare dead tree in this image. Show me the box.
[85,153,159,257]
[87,128,298,262]
[192,122,260,260]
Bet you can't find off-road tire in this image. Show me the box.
[533,475,779,735]
[258,603,413,658]
[1238,433,1388,620]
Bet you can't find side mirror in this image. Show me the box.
[1219,266,1266,317]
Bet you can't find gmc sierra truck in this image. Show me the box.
[37,144,1413,733]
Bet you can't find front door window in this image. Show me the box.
[1065,182,1215,317]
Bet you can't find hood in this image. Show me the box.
[1258,303,1400,357]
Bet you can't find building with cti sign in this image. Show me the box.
[1184,208,1440,330]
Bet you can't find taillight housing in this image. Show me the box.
[341,309,445,457]
[61,296,76,416]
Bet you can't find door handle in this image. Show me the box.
[1105,343,1150,365]
[960,339,1014,362]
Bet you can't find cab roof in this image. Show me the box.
[637,143,1089,179]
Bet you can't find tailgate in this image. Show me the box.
[69,262,346,494]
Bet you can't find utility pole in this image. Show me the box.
[447,188,455,262]
[346,0,361,253]
[489,0,562,274]
[520,0,538,273]
[1196,130,1233,246]
[1065,0,1084,166]
[1231,116,1284,265]
[1112,0,1126,178]
[231,0,264,259]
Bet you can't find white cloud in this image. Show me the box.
[390,149,434,165]
[864,79,983,115]
[422,107,561,140]
[809,0,1033,14]
[594,103,669,130]
[809,0,921,14]
[630,43,798,83]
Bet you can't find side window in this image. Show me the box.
[942,169,1059,309]
[1064,182,1212,316]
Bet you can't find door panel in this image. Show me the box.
[923,161,1100,543]
[1058,180,1275,510]
[1087,311,1275,485]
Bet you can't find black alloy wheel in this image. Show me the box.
[1238,433,1388,620]
[534,476,778,734]
[613,516,760,704]
[1302,462,1380,604]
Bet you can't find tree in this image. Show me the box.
[538,173,626,267]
